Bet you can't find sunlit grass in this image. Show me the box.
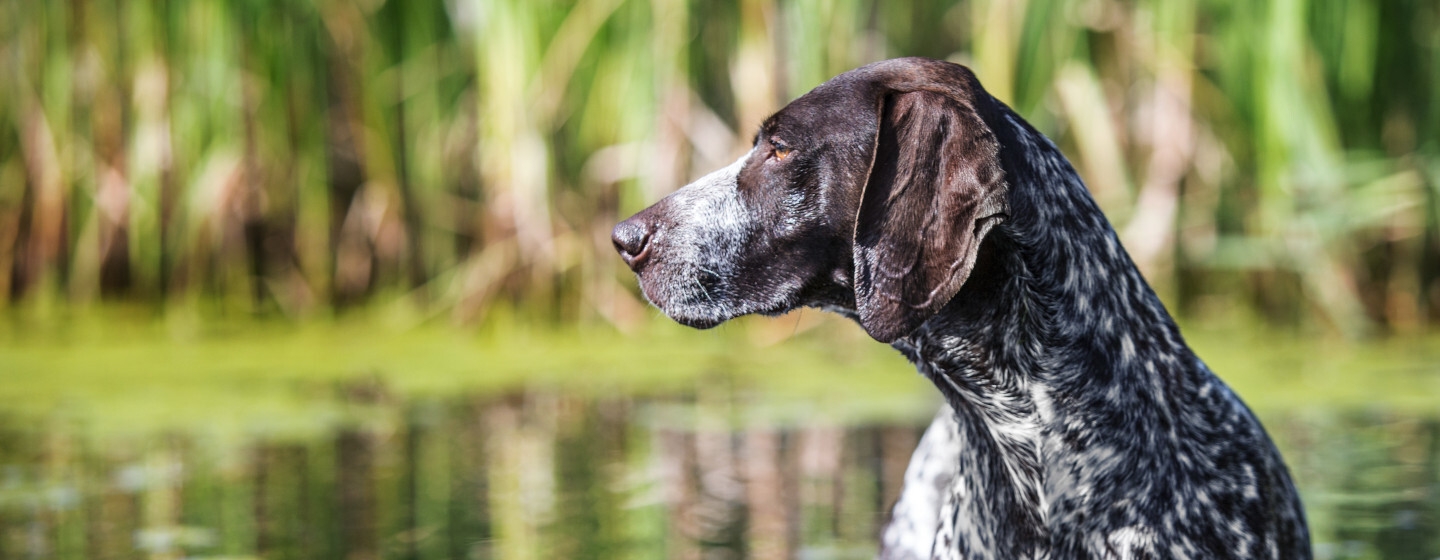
[2,312,1436,444]
[0,311,932,439]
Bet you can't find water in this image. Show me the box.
[0,316,1437,559]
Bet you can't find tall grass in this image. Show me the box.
[1,0,1437,335]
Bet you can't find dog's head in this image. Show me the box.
[613,58,1010,342]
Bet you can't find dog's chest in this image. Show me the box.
[919,404,1182,560]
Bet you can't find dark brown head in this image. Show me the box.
[612,57,1010,342]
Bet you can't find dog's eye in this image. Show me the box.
[771,139,794,161]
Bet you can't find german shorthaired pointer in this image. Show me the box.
[612,57,1309,559]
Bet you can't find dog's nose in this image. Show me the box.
[612,218,653,270]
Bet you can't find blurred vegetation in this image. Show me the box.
[4,4,1439,556]
[1,0,1438,336]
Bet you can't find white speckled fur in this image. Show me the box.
[877,111,1308,559]
[619,59,1310,559]
[636,151,756,323]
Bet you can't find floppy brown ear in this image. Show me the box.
[853,89,1010,343]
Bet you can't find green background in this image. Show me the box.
[1,0,1438,557]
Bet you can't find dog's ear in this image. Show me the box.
[852,89,1009,343]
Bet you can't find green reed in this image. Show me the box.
[1,0,1436,334]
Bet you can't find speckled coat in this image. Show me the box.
[613,57,1311,559]
[879,109,1309,559]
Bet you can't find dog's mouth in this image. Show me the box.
[632,260,794,329]
[635,269,729,329]
[672,314,725,330]
[664,302,791,330]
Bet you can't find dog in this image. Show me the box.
[612,57,1309,559]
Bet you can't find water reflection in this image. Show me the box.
[0,382,1436,559]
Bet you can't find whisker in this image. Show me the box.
[693,277,712,302]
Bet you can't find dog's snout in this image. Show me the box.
[612,217,654,270]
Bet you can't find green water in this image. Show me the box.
[1,314,1437,559]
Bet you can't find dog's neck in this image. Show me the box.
[887,111,1209,554]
